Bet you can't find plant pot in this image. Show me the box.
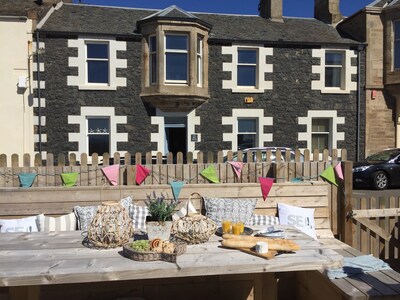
[146,221,173,241]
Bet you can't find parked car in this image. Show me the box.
[223,147,304,163]
[353,148,400,190]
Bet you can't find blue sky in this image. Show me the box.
[72,0,372,18]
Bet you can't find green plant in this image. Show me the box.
[145,191,179,222]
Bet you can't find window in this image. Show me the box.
[197,37,203,87]
[238,119,257,150]
[311,118,331,152]
[237,49,257,87]
[325,51,343,88]
[149,36,157,84]
[394,20,400,70]
[87,118,110,156]
[165,34,188,83]
[86,43,109,84]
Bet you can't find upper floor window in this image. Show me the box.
[238,118,257,150]
[149,35,157,84]
[165,34,188,83]
[87,117,110,156]
[325,52,343,88]
[237,49,257,87]
[311,118,331,152]
[197,36,203,87]
[86,43,109,84]
[394,20,400,70]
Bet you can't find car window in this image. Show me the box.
[366,150,400,161]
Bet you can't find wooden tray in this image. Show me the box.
[238,248,278,260]
[122,242,186,263]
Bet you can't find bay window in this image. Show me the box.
[165,34,188,83]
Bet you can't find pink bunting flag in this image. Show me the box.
[136,164,151,185]
[101,164,120,186]
[259,177,274,201]
[228,161,244,179]
[334,162,344,180]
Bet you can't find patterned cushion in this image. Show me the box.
[129,205,149,230]
[203,197,257,227]
[74,196,133,231]
[251,214,280,226]
[36,213,77,232]
[0,216,39,233]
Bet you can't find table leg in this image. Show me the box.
[9,286,40,300]
[253,273,277,300]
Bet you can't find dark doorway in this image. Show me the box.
[165,117,187,155]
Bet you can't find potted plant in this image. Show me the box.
[145,191,179,240]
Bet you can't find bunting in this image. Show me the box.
[18,173,37,188]
[61,172,78,187]
[136,164,151,185]
[200,165,220,183]
[334,162,344,180]
[101,164,120,186]
[259,177,274,201]
[228,161,244,179]
[320,165,338,186]
[170,181,185,200]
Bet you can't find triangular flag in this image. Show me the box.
[291,177,303,182]
[170,181,185,200]
[102,164,120,186]
[320,165,338,186]
[61,172,78,187]
[200,165,220,183]
[334,162,344,180]
[259,177,274,201]
[18,173,37,188]
[136,164,151,185]
[228,161,244,179]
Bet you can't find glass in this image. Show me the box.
[232,223,241,235]
[238,65,256,86]
[87,43,108,59]
[237,221,244,234]
[325,67,341,88]
[238,49,257,63]
[222,220,231,234]
[166,53,188,81]
[166,35,188,50]
[325,52,343,65]
[88,61,109,83]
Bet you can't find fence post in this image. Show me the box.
[341,160,353,246]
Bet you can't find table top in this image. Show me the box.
[0,226,342,287]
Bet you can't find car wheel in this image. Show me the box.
[372,171,389,190]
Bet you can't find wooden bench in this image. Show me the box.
[1,182,400,299]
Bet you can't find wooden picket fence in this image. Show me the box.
[346,196,400,269]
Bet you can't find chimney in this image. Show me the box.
[259,0,283,22]
[314,0,342,24]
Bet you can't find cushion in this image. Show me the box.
[129,205,149,230]
[203,197,257,227]
[74,196,133,231]
[251,214,280,226]
[277,203,317,239]
[36,213,77,232]
[0,216,38,233]
[172,200,197,221]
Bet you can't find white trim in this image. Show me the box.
[311,49,357,94]
[222,109,273,153]
[32,80,45,89]
[67,37,127,90]
[34,134,47,143]
[222,45,273,93]
[34,116,46,126]
[33,63,44,72]
[298,110,345,151]
[36,1,63,29]
[68,107,128,158]
[33,98,46,108]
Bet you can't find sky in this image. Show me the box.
[71,0,373,18]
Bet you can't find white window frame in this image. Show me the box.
[237,118,258,149]
[324,51,344,89]
[197,36,203,87]
[311,48,357,94]
[87,117,110,156]
[164,33,189,85]
[311,118,332,152]
[237,48,258,88]
[222,45,273,93]
[85,41,109,85]
[149,35,157,84]
[394,20,400,70]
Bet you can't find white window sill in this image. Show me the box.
[231,87,265,94]
[78,85,117,91]
[320,88,351,95]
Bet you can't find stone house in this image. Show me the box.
[30,0,366,162]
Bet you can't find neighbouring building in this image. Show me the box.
[0,0,70,164]
[24,0,366,162]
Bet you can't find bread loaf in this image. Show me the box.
[221,234,300,252]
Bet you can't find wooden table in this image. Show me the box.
[0,226,342,300]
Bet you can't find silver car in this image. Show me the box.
[224,147,304,162]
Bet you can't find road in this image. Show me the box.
[353,189,400,200]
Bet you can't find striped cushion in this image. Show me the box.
[251,214,280,226]
[36,213,77,232]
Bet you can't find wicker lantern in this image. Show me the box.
[88,201,133,248]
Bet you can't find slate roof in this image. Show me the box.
[0,0,54,19]
[38,3,360,46]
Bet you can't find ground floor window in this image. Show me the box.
[311,118,331,152]
[237,118,257,150]
[87,118,110,156]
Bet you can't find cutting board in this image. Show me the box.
[239,248,278,260]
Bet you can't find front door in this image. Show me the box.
[164,117,187,155]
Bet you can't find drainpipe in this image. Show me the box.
[356,45,364,162]
[35,31,42,155]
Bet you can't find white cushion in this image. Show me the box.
[172,200,197,220]
[36,213,77,232]
[278,203,317,239]
[0,216,38,233]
